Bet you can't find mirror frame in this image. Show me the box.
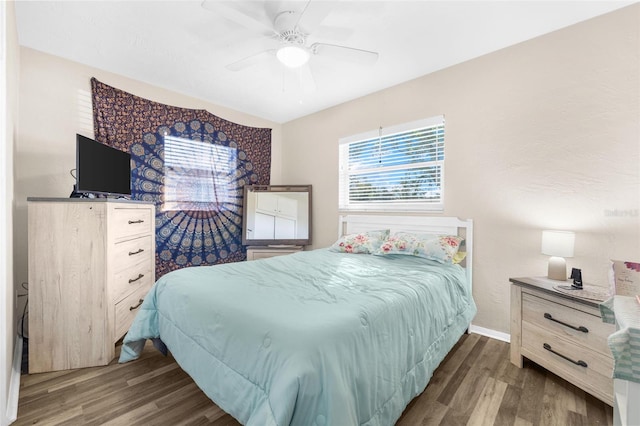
[242,184,312,246]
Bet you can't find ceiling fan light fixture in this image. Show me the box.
[276,45,310,68]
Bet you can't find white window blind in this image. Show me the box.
[339,116,445,211]
[163,135,237,212]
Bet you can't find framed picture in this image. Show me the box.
[610,260,640,297]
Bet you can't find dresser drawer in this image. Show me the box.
[112,207,153,242]
[522,292,613,357]
[112,257,153,304]
[113,235,152,272]
[246,247,303,260]
[522,321,613,402]
[114,286,147,342]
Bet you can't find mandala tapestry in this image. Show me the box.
[91,78,271,278]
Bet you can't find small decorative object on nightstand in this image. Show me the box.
[246,245,303,261]
[510,276,615,405]
[569,267,583,289]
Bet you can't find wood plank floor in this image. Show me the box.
[15,334,613,425]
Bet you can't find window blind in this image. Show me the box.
[163,135,237,211]
[339,116,445,211]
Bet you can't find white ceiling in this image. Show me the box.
[15,1,634,124]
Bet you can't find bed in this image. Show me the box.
[119,215,477,425]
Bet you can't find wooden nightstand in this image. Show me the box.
[510,276,615,405]
[246,246,303,261]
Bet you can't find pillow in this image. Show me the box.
[329,229,390,254]
[373,232,463,264]
[453,251,467,264]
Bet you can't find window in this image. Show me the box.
[339,115,445,211]
[163,135,237,212]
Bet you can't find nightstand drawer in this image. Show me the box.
[522,292,613,356]
[522,321,613,401]
[112,207,153,242]
[114,286,148,342]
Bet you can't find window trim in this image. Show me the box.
[338,115,445,212]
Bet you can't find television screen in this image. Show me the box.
[76,134,131,196]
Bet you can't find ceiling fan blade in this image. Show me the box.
[201,0,277,36]
[295,0,333,34]
[312,43,379,66]
[226,50,275,71]
[313,25,353,42]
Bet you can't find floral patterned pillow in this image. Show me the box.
[373,232,463,264]
[329,229,391,254]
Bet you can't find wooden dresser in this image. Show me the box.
[246,246,303,260]
[510,276,615,405]
[28,198,155,373]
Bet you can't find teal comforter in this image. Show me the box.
[120,249,476,426]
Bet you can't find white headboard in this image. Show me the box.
[338,215,473,290]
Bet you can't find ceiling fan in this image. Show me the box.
[201,0,379,89]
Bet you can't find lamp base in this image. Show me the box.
[548,256,567,281]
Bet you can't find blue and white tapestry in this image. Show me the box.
[91,78,271,278]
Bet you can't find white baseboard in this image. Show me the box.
[469,324,510,343]
[6,335,22,423]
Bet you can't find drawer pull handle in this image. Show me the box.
[543,313,589,333]
[129,299,144,311]
[128,274,144,283]
[128,219,144,224]
[543,343,588,368]
[129,248,144,256]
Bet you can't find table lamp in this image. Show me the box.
[541,230,575,281]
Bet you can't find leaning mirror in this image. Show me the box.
[242,185,312,246]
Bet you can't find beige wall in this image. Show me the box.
[2,0,19,423]
[14,5,640,339]
[15,48,283,331]
[282,5,640,334]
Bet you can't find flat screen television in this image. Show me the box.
[75,134,131,197]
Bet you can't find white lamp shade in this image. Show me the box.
[541,230,575,258]
[276,45,310,68]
